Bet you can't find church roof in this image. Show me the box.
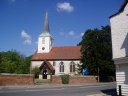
[110,0,128,18]
[39,60,54,72]
[39,11,51,37]
[44,11,50,33]
[32,46,81,61]
[39,32,51,37]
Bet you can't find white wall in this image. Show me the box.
[31,61,44,68]
[54,60,80,75]
[31,60,81,75]
[37,36,52,53]
[116,64,128,95]
[110,4,128,59]
[110,3,128,96]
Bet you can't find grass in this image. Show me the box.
[35,79,51,84]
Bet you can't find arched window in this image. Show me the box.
[60,62,64,72]
[70,61,75,72]
[53,61,56,66]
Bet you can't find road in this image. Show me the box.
[0,83,116,96]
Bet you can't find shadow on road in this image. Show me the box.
[101,89,117,96]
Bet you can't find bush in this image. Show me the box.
[31,67,40,78]
[61,74,70,84]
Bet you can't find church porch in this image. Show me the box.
[39,60,55,79]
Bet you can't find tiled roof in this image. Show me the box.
[118,0,128,13]
[110,0,128,18]
[32,46,81,60]
[39,60,54,71]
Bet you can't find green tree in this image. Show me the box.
[24,55,32,73]
[0,52,6,73]
[79,25,115,77]
[0,50,31,74]
[31,67,40,78]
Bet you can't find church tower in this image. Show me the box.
[37,12,53,53]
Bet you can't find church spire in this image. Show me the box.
[44,11,50,33]
[38,11,53,53]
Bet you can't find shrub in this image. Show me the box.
[61,74,70,84]
[31,67,40,78]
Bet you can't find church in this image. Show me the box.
[31,12,82,79]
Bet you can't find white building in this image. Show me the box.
[110,0,128,95]
[31,12,81,79]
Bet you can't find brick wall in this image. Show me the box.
[0,73,34,86]
[69,76,97,84]
[52,75,97,84]
[51,76,62,84]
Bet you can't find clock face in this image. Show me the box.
[42,47,45,50]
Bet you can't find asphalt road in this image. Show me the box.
[0,83,117,96]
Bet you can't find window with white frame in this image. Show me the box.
[53,61,56,66]
[59,62,64,72]
[70,61,75,72]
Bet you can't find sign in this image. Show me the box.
[82,68,89,75]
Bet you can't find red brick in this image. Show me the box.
[51,75,97,84]
[0,74,34,85]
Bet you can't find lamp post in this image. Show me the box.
[97,63,100,82]
[96,35,100,82]
[95,51,99,82]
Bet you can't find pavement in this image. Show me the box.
[0,82,117,96]
[0,82,116,89]
[86,93,111,96]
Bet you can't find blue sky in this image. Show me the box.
[0,0,124,56]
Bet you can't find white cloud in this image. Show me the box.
[24,39,31,45]
[59,30,83,39]
[81,33,84,36]
[57,2,74,12]
[21,30,32,45]
[68,31,74,36]
[21,30,31,39]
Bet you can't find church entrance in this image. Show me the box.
[42,69,47,79]
[39,60,55,79]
